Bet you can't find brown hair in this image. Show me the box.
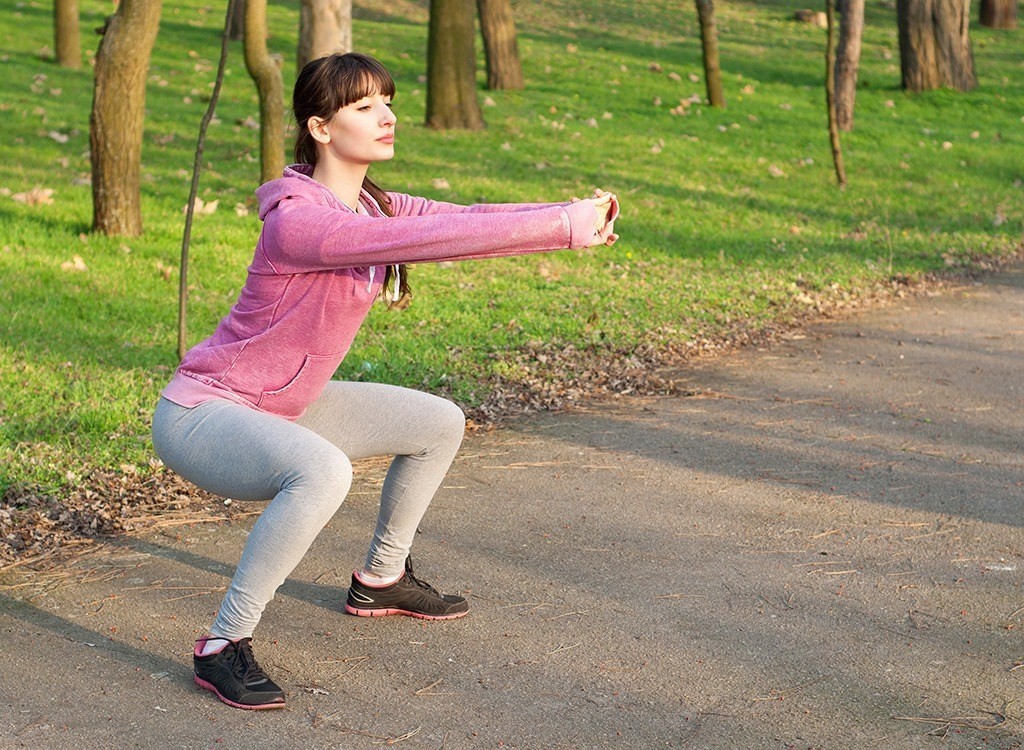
[293,53,410,307]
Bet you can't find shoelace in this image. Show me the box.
[404,559,443,598]
[231,638,271,684]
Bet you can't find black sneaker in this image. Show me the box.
[193,636,286,710]
[345,557,469,620]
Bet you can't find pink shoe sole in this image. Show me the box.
[344,604,468,620]
[194,676,286,710]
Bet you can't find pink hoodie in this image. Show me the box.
[161,165,615,420]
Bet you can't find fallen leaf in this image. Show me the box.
[155,260,175,281]
[61,255,87,272]
[12,186,54,205]
[768,164,786,178]
[234,203,249,217]
[183,197,219,215]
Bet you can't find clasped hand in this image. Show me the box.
[572,188,619,247]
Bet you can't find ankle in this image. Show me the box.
[355,569,403,587]
[196,635,234,657]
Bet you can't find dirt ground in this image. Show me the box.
[2,267,1022,749]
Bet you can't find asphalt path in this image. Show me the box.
[2,267,1022,749]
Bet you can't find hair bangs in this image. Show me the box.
[337,58,396,108]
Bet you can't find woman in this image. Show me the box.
[152,52,619,710]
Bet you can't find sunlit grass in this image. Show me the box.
[1,0,1021,491]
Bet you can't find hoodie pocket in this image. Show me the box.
[257,352,342,419]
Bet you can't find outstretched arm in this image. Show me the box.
[259,193,618,274]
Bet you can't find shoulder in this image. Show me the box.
[258,176,338,221]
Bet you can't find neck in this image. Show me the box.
[311,160,369,211]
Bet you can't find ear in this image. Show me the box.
[308,116,331,145]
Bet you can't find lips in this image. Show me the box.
[377,134,395,144]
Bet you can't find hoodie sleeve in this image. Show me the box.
[258,191,605,274]
[385,192,555,217]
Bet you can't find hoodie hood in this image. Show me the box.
[256,164,341,221]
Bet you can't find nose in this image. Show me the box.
[380,104,396,127]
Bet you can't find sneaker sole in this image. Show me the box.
[344,603,468,620]
[194,676,286,710]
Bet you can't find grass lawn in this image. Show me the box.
[1,0,1021,494]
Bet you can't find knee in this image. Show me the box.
[292,446,353,498]
[438,399,467,448]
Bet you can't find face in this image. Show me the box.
[311,89,397,167]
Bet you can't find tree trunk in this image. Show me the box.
[694,0,726,107]
[897,0,977,91]
[826,0,847,187]
[980,0,1018,27]
[54,0,81,69]
[834,0,864,131]
[297,0,352,73]
[476,0,524,90]
[89,0,162,236]
[426,0,485,129]
[227,0,245,41]
[244,0,286,183]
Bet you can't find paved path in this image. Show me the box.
[2,268,1023,749]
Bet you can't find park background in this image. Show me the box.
[0,0,1021,561]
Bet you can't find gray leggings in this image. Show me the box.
[151,381,465,640]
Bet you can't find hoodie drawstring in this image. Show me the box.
[365,265,401,302]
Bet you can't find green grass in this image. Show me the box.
[1,0,1022,492]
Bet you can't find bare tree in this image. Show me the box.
[297,0,352,73]
[834,0,864,130]
[980,0,1018,27]
[426,0,485,129]
[180,0,240,360]
[897,0,977,91]
[89,0,162,236]
[227,0,245,41]
[477,0,524,90]
[244,0,285,183]
[54,0,81,69]
[694,0,725,107]
[825,0,847,187]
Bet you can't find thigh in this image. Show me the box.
[295,381,465,461]
[152,397,346,501]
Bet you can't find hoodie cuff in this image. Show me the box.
[562,196,620,249]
